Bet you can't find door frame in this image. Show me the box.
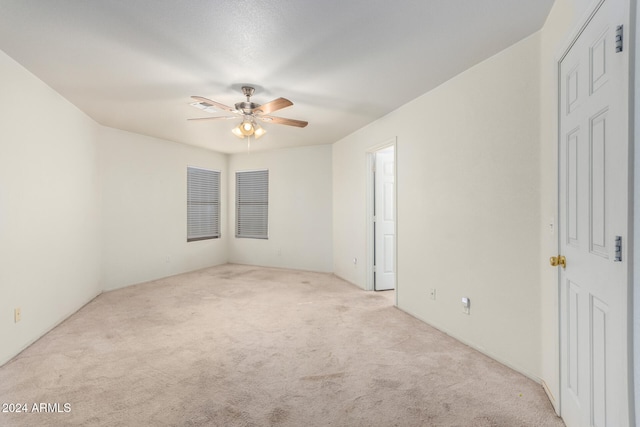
[553,0,634,422]
[634,1,640,424]
[366,138,397,302]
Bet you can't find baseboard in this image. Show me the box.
[332,272,366,291]
[392,304,543,385]
[541,379,560,415]
[227,262,333,276]
[0,291,102,367]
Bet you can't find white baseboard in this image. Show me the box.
[0,291,102,367]
[541,379,560,415]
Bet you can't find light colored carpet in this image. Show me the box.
[0,264,564,426]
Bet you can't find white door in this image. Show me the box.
[558,0,630,426]
[374,146,395,291]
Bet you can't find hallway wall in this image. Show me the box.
[333,34,543,380]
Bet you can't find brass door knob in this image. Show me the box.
[550,255,566,269]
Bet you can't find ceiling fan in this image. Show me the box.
[188,86,308,140]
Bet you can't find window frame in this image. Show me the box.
[235,169,269,239]
[187,166,221,242]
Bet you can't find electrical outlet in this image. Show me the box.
[429,289,436,300]
[14,308,21,323]
[462,297,470,315]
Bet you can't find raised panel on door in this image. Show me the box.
[566,128,580,247]
[383,234,394,273]
[567,65,580,114]
[567,280,580,400]
[591,295,609,427]
[589,30,609,94]
[590,109,608,257]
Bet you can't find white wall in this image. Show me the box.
[0,49,232,364]
[0,50,102,366]
[228,145,333,273]
[99,127,228,290]
[332,135,371,287]
[333,35,543,379]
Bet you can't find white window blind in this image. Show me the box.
[187,167,220,241]
[236,169,268,239]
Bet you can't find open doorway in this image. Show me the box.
[367,142,396,299]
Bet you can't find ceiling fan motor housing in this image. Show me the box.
[235,101,260,114]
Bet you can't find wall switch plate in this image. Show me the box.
[429,289,436,300]
[14,308,21,323]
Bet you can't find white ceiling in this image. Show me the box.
[0,0,554,153]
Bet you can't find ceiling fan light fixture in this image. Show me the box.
[254,125,266,139]
[233,120,265,139]
[232,125,245,138]
[239,120,255,136]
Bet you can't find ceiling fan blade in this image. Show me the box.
[254,97,293,115]
[188,116,237,121]
[260,115,308,128]
[191,96,237,113]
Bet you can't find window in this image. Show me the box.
[187,167,220,241]
[236,169,268,239]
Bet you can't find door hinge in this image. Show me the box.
[373,265,377,273]
[615,25,623,53]
[373,215,377,223]
[615,236,622,262]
